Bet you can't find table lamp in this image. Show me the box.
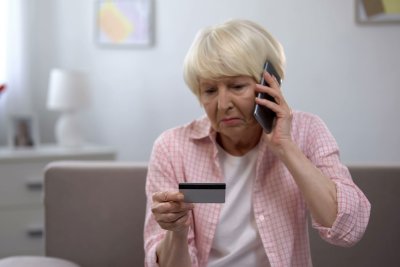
[47,69,90,147]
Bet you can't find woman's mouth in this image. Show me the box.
[220,117,241,126]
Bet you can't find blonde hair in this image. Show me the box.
[183,19,286,98]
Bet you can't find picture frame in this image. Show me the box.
[7,114,40,149]
[95,0,153,47]
[356,0,400,24]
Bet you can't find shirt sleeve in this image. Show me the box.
[144,132,199,267]
[303,114,371,247]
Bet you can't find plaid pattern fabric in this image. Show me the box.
[144,111,371,267]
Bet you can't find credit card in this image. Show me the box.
[179,183,226,203]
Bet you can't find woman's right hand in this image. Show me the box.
[151,191,194,233]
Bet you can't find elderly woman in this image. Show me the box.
[144,19,370,267]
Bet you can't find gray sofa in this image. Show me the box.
[310,165,400,267]
[43,162,399,267]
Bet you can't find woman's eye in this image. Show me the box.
[204,88,216,94]
[232,84,245,90]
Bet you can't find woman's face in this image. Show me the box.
[199,76,261,140]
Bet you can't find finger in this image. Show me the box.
[156,210,188,223]
[152,191,184,202]
[255,97,291,118]
[255,84,281,103]
[165,201,194,213]
[151,201,194,214]
[263,71,280,89]
[255,97,280,111]
[255,84,281,96]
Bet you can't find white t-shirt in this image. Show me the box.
[207,145,270,267]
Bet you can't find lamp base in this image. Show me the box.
[55,112,83,147]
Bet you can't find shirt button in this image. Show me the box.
[259,215,265,222]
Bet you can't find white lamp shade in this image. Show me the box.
[47,69,90,111]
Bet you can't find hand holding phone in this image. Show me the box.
[253,61,282,133]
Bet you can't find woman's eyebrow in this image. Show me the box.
[199,81,213,87]
[199,79,217,86]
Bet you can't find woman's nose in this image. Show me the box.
[217,88,232,110]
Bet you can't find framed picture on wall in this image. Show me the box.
[7,114,40,149]
[95,0,153,47]
[356,0,400,24]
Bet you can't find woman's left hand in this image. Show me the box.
[255,72,338,228]
[255,71,293,155]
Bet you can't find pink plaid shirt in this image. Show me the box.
[144,111,371,267]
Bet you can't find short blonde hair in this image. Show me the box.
[183,19,286,98]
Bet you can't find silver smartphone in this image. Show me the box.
[179,183,226,203]
[253,61,282,133]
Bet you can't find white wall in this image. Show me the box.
[2,0,400,164]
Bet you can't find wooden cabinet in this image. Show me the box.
[0,144,116,257]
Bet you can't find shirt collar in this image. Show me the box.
[188,115,216,141]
